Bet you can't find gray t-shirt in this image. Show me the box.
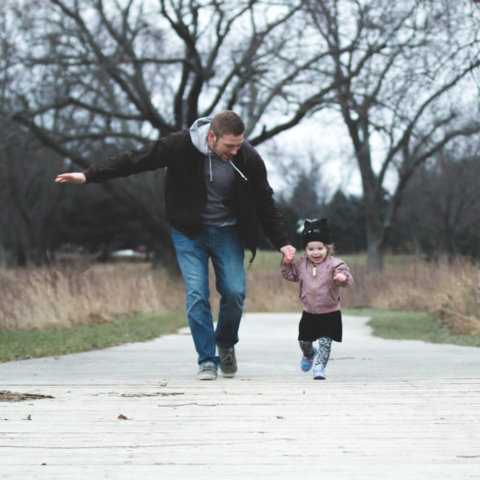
[200,154,237,226]
[190,116,239,227]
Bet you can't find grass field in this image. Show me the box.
[0,251,478,362]
[0,311,187,363]
[349,309,480,348]
[248,250,413,270]
[1,309,478,364]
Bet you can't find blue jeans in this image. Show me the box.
[171,226,246,365]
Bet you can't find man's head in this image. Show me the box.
[207,111,245,162]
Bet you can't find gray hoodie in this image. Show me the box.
[189,117,244,227]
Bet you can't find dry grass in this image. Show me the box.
[431,262,480,335]
[348,259,480,335]
[1,254,479,335]
[0,263,185,331]
[225,255,480,335]
[248,253,480,336]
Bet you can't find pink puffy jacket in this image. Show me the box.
[281,255,353,314]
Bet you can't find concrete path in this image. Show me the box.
[1,313,479,479]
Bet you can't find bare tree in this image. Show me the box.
[4,0,479,269]
[1,0,344,262]
[304,0,480,269]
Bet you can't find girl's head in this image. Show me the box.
[305,240,334,263]
[305,241,333,263]
[302,218,333,263]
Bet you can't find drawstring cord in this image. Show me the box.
[229,160,248,181]
[208,155,248,182]
[208,155,213,182]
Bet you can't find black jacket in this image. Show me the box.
[83,130,290,259]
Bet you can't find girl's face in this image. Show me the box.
[305,241,328,264]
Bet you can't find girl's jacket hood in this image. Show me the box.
[281,255,353,314]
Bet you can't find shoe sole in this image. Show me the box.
[196,374,217,381]
[219,362,237,378]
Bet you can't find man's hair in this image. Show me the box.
[210,111,245,138]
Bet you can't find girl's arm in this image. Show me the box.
[333,261,354,287]
[280,259,301,282]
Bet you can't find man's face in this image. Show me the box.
[208,131,244,162]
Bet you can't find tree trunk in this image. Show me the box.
[365,198,385,271]
[16,246,28,267]
[367,241,384,271]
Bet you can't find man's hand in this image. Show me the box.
[55,172,86,184]
[280,245,296,264]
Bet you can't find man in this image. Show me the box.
[56,111,296,380]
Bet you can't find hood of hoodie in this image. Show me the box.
[189,117,213,155]
[189,116,248,182]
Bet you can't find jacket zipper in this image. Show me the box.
[312,264,317,314]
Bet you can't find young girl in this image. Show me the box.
[281,218,353,380]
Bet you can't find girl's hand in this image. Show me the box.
[280,245,296,264]
[334,273,347,285]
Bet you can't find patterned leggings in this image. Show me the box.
[299,337,332,367]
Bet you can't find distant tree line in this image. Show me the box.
[1,121,479,268]
[270,143,480,261]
